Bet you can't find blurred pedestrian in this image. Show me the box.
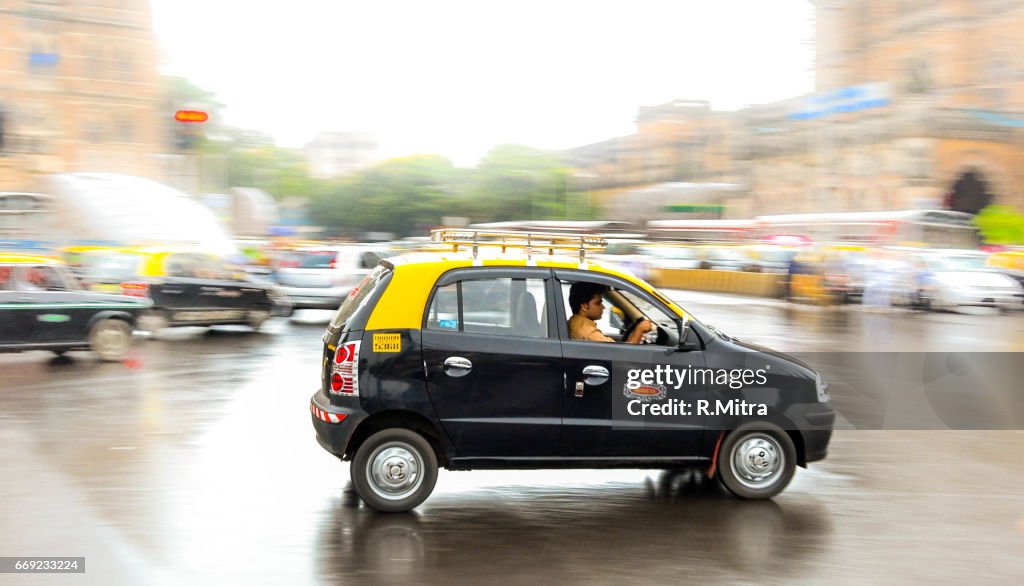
[862,250,896,311]
[783,254,798,300]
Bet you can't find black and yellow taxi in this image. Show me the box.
[0,253,150,361]
[310,231,834,512]
[63,245,292,331]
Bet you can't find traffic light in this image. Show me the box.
[173,109,208,150]
[174,110,209,123]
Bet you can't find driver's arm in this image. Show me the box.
[625,319,654,344]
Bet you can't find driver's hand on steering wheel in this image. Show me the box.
[638,318,655,333]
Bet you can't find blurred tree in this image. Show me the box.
[308,155,457,237]
[467,144,574,222]
[161,78,600,234]
[163,76,225,121]
[975,205,1024,245]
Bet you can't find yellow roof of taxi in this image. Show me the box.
[0,253,63,265]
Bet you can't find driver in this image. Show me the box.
[568,282,653,344]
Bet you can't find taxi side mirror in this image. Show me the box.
[678,322,702,352]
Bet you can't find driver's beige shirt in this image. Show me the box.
[568,315,614,342]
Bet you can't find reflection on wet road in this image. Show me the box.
[1,299,1023,584]
[321,472,833,585]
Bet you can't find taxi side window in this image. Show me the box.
[167,253,231,279]
[560,281,616,335]
[0,266,12,291]
[426,283,459,331]
[166,254,195,278]
[426,277,547,339]
[10,266,70,291]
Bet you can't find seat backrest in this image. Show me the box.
[512,291,543,338]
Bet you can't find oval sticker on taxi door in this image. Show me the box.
[372,333,402,353]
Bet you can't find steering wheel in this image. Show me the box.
[621,317,652,344]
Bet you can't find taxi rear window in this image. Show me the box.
[78,253,141,282]
[330,265,392,330]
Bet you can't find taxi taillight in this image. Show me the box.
[330,341,360,395]
[120,281,149,298]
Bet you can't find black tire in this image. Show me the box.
[716,422,796,499]
[351,428,438,513]
[248,311,270,332]
[89,318,132,362]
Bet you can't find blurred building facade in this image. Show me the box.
[305,131,379,179]
[0,0,161,191]
[564,100,745,218]
[566,0,1024,219]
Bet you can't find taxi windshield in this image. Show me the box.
[79,253,141,282]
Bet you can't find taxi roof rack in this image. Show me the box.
[430,229,607,264]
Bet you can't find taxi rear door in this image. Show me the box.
[0,270,32,345]
[421,268,564,460]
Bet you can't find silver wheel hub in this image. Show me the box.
[732,434,783,489]
[94,325,127,352]
[367,443,423,501]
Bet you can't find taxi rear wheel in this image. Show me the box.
[89,319,132,362]
[248,311,270,332]
[717,422,796,499]
[351,428,438,513]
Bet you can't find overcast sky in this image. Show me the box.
[150,0,814,166]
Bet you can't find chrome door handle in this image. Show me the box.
[443,356,473,377]
[582,365,610,386]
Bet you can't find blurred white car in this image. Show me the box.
[641,244,702,270]
[275,245,389,310]
[919,251,1024,311]
[641,244,753,271]
[592,240,653,281]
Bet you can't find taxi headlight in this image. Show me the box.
[815,373,830,403]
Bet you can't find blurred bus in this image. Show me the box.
[1,173,236,257]
[646,219,757,243]
[0,192,57,252]
[754,210,980,249]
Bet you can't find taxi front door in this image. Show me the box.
[555,272,707,461]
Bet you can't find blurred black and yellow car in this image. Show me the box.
[62,245,292,331]
[0,253,150,361]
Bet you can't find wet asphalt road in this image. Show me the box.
[1,294,1023,584]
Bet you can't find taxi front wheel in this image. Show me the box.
[351,428,438,513]
[717,422,796,499]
